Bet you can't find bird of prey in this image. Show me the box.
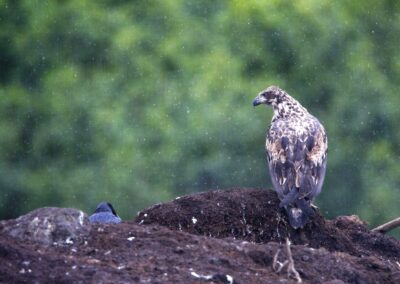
[253,86,328,229]
[89,202,122,224]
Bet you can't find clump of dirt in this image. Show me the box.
[137,188,399,260]
[1,188,399,283]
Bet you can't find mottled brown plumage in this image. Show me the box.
[253,86,328,229]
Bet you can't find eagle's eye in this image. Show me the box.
[264,91,276,102]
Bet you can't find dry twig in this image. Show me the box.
[372,217,400,234]
[272,238,302,283]
[272,248,288,272]
[285,238,302,283]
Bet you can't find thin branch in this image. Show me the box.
[272,238,302,283]
[285,238,302,283]
[272,248,288,273]
[372,217,400,234]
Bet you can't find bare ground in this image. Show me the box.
[1,188,399,283]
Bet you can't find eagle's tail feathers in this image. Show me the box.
[285,198,314,229]
[279,188,298,207]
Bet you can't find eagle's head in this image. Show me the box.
[252,85,286,107]
[253,85,309,119]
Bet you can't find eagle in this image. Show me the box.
[253,86,328,229]
[89,202,122,224]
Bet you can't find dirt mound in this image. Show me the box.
[1,188,399,283]
[137,188,399,260]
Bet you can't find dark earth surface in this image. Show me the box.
[1,188,399,283]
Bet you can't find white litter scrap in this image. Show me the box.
[65,237,74,245]
[78,211,84,226]
[192,217,198,224]
[190,271,234,284]
[190,271,212,280]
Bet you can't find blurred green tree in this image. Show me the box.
[0,0,399,237]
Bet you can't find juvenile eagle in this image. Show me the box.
[253,86,327,229]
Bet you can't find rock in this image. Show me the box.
[1,207,90,246]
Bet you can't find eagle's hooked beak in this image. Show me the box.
[252,94,266,107]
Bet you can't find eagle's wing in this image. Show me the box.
[266,120,327,206]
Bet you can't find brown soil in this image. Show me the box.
[1,188,400,283]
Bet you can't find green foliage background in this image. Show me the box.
[1,0,399,236]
